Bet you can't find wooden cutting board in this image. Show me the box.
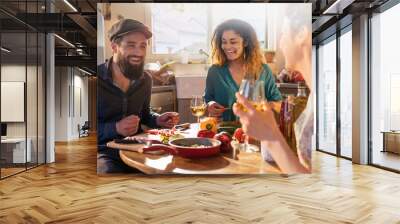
[107,141,166,155]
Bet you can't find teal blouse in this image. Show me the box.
[204,64,282,121]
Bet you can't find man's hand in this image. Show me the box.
[116,115,140,137]
[157,112,180,128]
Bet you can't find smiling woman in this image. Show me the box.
[204,19,282,122]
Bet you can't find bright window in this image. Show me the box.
[340,29,352,158]
[151,4,208,54]
[151,3,267,55]
[317,37,337,154]
[371,2,400,171]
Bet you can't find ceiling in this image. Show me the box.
[0,0,393,75]
[0,0,97,73]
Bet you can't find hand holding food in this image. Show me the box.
[157,112,180,128]
[116,115,140,137]
[207,101,225,118]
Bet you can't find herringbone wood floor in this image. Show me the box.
[1,135,400,224]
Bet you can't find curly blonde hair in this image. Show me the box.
[211,19,265,79]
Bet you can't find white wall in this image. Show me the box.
[1,65,26,140]
[54,67,89,141]
[1,65,37,138]
[1,64,46,164]
[72,73,89,138]
[55,67,68,141]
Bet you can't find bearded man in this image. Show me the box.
[97,19,179,173]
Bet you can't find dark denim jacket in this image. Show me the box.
[97,58,159,153]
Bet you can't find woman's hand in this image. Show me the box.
[207,101,225,118]
[233,92,310,174]
[232,93,280,141]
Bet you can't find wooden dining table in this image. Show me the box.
[107,124,282,174]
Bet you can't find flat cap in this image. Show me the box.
[108,19,152,42]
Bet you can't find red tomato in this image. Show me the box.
[233,128,246,143]
[214,132,232,153]
[197,130,216,138]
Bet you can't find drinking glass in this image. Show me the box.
[238,78,265,152]
[190,95,206,123]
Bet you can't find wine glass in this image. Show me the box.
[238,78,265,152]
[238,78,265,111]
[190,95,206,123]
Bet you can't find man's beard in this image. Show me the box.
[117,54,144,81]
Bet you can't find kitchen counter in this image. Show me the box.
[152,85,176,93]
[150,85,177,114]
